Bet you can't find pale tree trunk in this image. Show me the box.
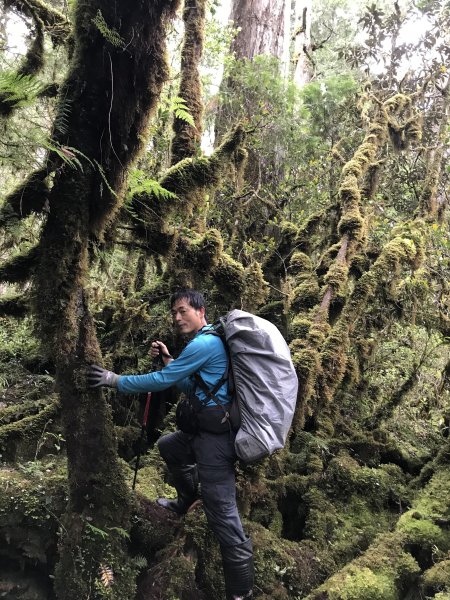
[230,0,287,60]
[293,0,313,86]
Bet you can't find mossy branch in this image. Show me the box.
[5,0,70,45]
[305,466,450,600]
[0,246,40,284]
[417,80,450,220]
[0,293,29,317]
[130,124,246,232]
[0,395,59,452]
[0,168,50,227]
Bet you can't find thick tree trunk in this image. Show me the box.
[230,0,287,60]
[31,1,180,597]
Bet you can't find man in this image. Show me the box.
[89,289,253,600]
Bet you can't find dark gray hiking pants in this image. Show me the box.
[157,429,248,547]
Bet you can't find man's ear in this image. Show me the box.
[198,306,206,319]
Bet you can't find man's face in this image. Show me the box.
[171,298,206,336]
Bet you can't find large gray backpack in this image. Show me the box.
[216,309,298,463]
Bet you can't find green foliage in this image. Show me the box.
[169,96,195,126]
[0,71,45,111]
[126,169,177,202]
[0,315,40,369]
[92,10,126,49]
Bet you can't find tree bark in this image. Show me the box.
[230,0,287,60]
[293,0,313,86]
[31,1,180,596]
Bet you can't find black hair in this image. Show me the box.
[170,288,206,310]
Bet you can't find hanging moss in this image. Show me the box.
[337,209,366,237]
[174,228,223,272]
[291,278,320,312]
[290,251,313,274]
[323,262,349,296]
[384,94,423,151]
[307,321,331,348]
[290,315,312,340]
[242,261,270,311]
[210,252,246,305]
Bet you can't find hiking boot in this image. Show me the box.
[222,538,254,600]
[157,464,198,515]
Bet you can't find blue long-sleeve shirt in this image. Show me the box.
[117,326,230,407]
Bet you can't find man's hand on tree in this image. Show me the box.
[88,365,119,388]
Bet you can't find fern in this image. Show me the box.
[94,159,118,198]
[133,555,148,570]
[85,521,109,539]
[170,96,196,126]
[92,10,126,49]
[98,564,114,587]
[0,71,44,109]
[53,99,72,136]
[127,169,177,202]
[107,526,130,540]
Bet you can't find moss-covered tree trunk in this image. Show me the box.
[170,0,206,166]
[31,1,180,597]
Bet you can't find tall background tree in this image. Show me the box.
[0,0,449,599]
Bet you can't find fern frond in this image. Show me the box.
[127,169,177,202]
[93,159,118,198]
[170,96,195,126]
[45,141,85,170]
[53,99,72,136]
[92,10,126,49]
[133,555,148,569]
[0,71,44,110]
[85,521,109,539]
[99,564,114,587]
[107,526,130,540]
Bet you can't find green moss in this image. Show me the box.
[397,512,447,549]
[327,566,398,600]
[291,278,320,311]
[242,261,269,311]
[172,228,224,277]
[338,210,365,237]
[422,560,450,595]
[211,252,246,304]
[170,0,206,164]
[0,396,60,460]
[290,315,311,339]
[323,262,349,295]
[257,300,286,331]
[290,251,313,274]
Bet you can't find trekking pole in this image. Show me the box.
[132,352,161,491]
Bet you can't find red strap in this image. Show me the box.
[143,392,151,426]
